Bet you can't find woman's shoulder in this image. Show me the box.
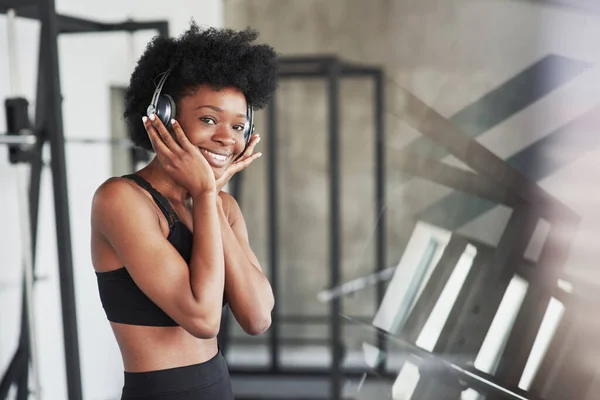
[91,176,154,221]
[93,176,138,204]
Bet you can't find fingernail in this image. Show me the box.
[258,152,263,158]
[149,114,155,121]
[171,118,176,125]
[142,116,148,123]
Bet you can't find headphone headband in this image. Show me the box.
[146,68,254,144]
[147,68,172,117]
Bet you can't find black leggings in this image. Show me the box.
[120,351,234,399]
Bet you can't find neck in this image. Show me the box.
[138,157,191,205]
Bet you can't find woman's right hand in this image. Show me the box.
[143,115,216,197]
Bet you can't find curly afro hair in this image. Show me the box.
[123,22,279,151]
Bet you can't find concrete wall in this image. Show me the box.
[224,0,600,392]
[0,2,222,399]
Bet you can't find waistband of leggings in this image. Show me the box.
[122,350,228,397]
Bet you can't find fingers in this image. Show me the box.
[233,135,262,173]
[216,151,263,181]
[143,116,172,156]
[231,151,263,174]
[243,134,261,157]
[170,119,196,151]
[148,114,181,153]
[215,143,263,191]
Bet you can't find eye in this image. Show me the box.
[200,117,216,125]
[233,124,245,132]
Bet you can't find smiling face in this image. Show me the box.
[176,84,248,179]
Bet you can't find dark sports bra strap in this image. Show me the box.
[122,174,180,227]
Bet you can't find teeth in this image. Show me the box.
[201,148,228,162]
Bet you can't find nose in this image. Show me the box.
[212,125,236,146]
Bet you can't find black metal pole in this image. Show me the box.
[39,0,83,398]
[373,69,387,375]
[327,58,343,400]
[15,344,31,400]
[266,92,280,371]
[155,21,169,38]
[30,18,47,260]
[0,19,46,399]
[0,347,27,398]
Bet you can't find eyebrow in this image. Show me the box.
[196,105,246,118]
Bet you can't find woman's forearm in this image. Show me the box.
[218,206,274,335]
[188,192,225,324]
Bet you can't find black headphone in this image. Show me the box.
[146,68,255,144]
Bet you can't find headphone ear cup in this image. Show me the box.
[244,105,254,144]
[247,124,255,144]
[165,94,176,126]
[155,94,176,128]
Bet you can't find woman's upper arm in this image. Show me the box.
[91,178,216,338]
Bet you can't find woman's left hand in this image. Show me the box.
[216,134,262,192]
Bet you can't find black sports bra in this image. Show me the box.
[95,174,225,327]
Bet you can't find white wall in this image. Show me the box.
[0,1,222,399]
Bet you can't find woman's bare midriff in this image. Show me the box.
[111,323,218,372]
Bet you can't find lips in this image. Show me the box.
[199,148,232,168]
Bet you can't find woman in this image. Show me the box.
[91,23,278,399]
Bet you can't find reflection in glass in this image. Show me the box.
[519,297,565,390]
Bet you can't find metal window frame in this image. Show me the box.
[219,56,387,400]
[261,56,387,400]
